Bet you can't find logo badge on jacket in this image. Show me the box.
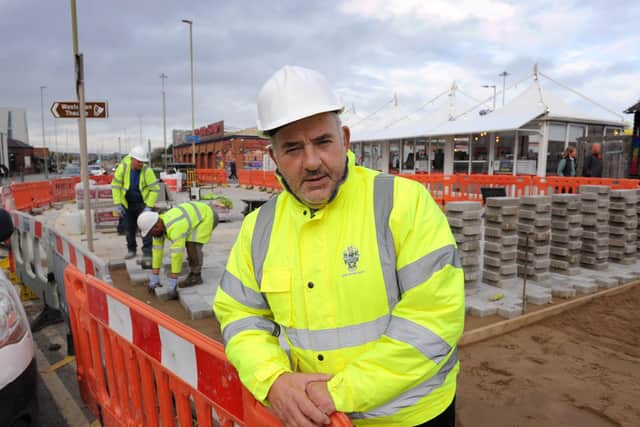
[343,245,362,276]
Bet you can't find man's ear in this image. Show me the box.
[268,144,278,168]
[342,126,351,151]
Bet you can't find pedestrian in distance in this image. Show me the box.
[557,146,577,177]
[583,142,603,177]
[213,66,464,427]
[111,146,160,266]
[138,201,218,299]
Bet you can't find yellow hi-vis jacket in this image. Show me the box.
[111,155,160,209]
[213,152,465,426]
[152,202,215,274]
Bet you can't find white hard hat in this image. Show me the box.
[256,65,343,136]
[130,145,149,162]
[137,211,159,237]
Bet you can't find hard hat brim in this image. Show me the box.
[257,107,344,138]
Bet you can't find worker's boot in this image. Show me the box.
[178,273,203,288]
[141,256,152,270]
[125,250,136,260]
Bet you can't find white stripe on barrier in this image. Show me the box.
[158,325,198,388]
[107,295,133,342]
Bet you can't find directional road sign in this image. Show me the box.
[185,135,201,143]
[50,101,109,119]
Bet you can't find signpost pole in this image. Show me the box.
[70,0,94,251]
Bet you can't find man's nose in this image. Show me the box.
[302,144,321,171]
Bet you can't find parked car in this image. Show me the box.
[61,164,81,177]
[88,165,106,176]
[0,269,38,426]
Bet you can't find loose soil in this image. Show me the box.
[109,267,223,342]
[457,283,640,427]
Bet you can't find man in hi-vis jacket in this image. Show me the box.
[214,66,464,427]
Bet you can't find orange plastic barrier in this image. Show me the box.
[64,264,351,427]
[9,183,33,211]
[164,178,178,192]
[237,170,251,186]
[263,172,282,192]
[196,169,228,185]
[31,181,53,208]
[51,178,79,202]
[89,175,113,185]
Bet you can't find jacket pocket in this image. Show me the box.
[261,269,293,327]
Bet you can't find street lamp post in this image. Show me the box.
[499,71,510,107]
[40,85,48,178]
[482,84,497,111]
[160,73,168,170]
[182,19,195,165]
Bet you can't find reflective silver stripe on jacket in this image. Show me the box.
[385,316,451,364]
[349,349,458,419]
[220,270,269,310]
[189,202,204,222]
[112,177,123,185]
[152,244,164,251]
[222,316,279,347]
[251,197,278,286]
[397,244,461,294]
[165,213,186,229]
[284,315,389,351]
[373,174,399,310]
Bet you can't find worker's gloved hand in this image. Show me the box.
[143,206,152,212]
[149,273,160,288]
[167,276,178,290]
[117,205,126,217]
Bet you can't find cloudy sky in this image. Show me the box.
[1,0,638,153]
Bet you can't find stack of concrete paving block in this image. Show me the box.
[608,189,638,264]
[550,194,582,275]
[516,196,552,282]
[483,197,519,288]
[445,201,483,288]
[579,185,610,270]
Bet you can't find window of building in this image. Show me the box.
[401,140,415,172]
[470,133,489,173]
[494,132,515,174]
[453,137,470,174]
[389,142,400,174]
[415,141,428,172]
[430,140,445,173]
[547,123,567,175]
[568,124,585,147]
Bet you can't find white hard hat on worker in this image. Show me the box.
[130,146,149,162]
[137,211,159,238]
[256,65,344,136]
[257,65,350,209]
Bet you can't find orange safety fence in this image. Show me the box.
[237,170,251,187]
[51,177,80,202]
[196,169,228,185]
[89,175,113,185]
[9,183,33,211]
[64,263,352,427]
[263,171,282,192]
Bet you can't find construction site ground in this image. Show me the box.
[18,185,640,426]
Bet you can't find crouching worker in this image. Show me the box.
[137,201,218,297]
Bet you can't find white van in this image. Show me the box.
[0,269,38,425]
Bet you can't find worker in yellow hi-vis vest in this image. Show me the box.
[213,66,464,427]
[138,202,218,299]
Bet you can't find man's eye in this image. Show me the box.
[285,146,302,153]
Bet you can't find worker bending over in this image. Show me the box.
[138,201,218,297]
[214,66,464,427]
